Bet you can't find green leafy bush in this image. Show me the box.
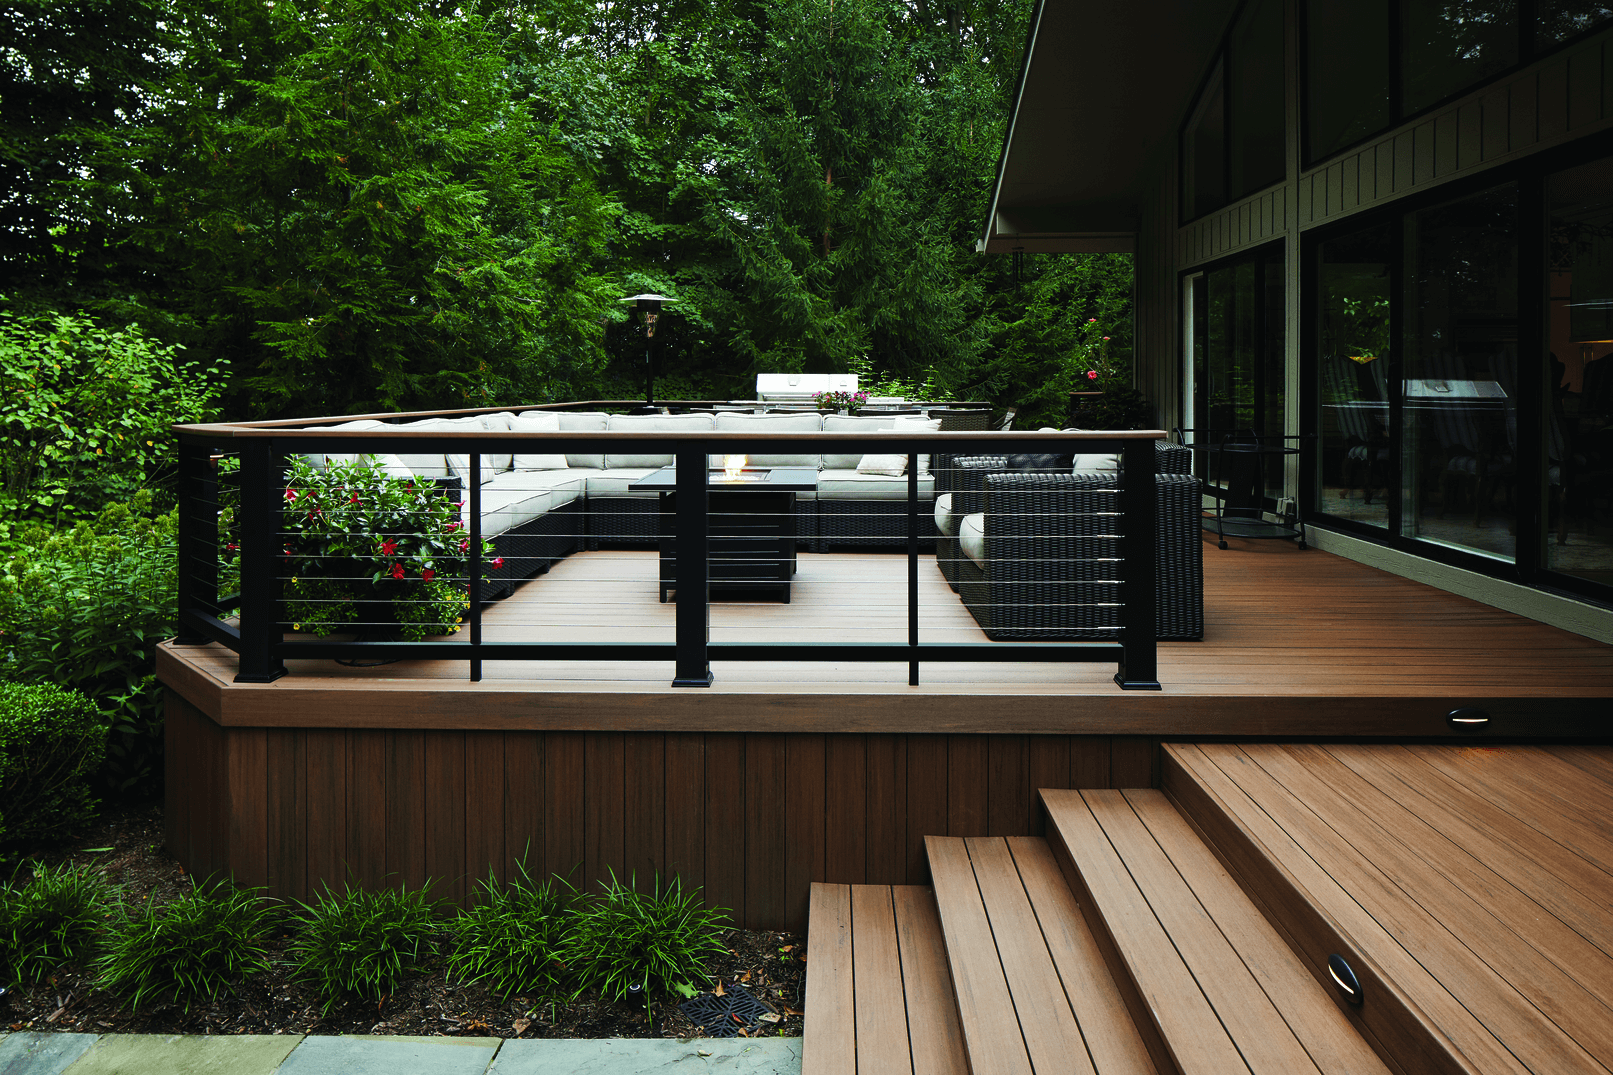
[564,873,728,1006]
[0,683,109,847]
[267,458,491,641]
[97,880,277,1011]
[0,862,108,984]
[0,496,175,800]
[0,305,223,528]
[448,861,578,999]
[290,881,443,1013]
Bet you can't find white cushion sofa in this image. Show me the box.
[299,409,945,597]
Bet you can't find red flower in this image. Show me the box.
[446,521,462,532]
[459,539,469,551]
[225,542,239,552]
[1087,370,1099,381]
[1087,317,1098,323]
[349,494,360,504]
[492,556,504,569]
[285,488,298,501]
[380,539,398,556]
[421,568,435,582]
[391,562,406,580]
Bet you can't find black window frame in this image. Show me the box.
[1301,0,1613,168]
[1179,0,1288,225]
[1299,125,1613,609]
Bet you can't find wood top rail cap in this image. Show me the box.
[174,423,1171,441]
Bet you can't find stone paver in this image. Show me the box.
[489,1037,802,1075]
[272,1035,500,1075]
[62,1034,301,1075]
[0,1033,98,1075]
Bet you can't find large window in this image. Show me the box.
[1317,224,1395,529]
[1310,168,1613,599]
[1182,0,1286,221]
[1189,247,1287,500]
[1401,184,1520,561]
[1305,0,1613,164]
[1547,156,1613,587]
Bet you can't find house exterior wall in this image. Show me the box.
[1129,3,1613,636]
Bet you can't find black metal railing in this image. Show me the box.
[174,413,1163,690]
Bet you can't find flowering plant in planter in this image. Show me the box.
[275,456,496,641]
[810,389,869,413]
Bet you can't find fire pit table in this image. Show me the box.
[632,466,821,603]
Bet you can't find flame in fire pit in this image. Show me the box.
[723,454,747,480]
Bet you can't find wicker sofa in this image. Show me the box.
[933,441,1204,641]
[298,409,963,598]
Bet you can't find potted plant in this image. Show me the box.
[268,457,497,641]
[811,389,870,415]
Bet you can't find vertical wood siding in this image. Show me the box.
[164,691,1159,931]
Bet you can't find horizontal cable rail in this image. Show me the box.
[175,415,1163,690]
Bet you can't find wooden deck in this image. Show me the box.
[159,539,1613,736]
[806,744,1613,1074]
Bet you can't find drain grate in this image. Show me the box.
[678,983,773,1037]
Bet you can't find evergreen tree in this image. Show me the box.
[105,0,618,417]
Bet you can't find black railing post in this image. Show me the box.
[175,436,217,644]
[908,451,919,686]
[469,452,483,683]
[235,438,286,683]
[672,440,712,686]
[1115,437,1161,690]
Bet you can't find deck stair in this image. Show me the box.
[803,743,1613,1075]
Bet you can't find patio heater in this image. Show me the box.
[620,293,676,407]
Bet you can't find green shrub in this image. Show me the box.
[97,880,276,1011]
[290,881,443,1013]
[448,861,578,999]
[0,495,175,801]
[0,862,108,984]
[564,873,729,1006]
[0,305,223,529]
[0,682,109,847]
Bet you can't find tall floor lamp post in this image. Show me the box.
[620,293,676,407]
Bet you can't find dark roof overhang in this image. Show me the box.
[978,0,1237,254]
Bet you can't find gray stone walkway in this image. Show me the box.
[0,1033,801,1075]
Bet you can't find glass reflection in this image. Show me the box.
[1547,157,1613,588]
[1318,224,1395,528]
[1193,251,1286,501]
[1401,0,1518,115]
[1401,184,1519,560]
[1538,0,1613,46]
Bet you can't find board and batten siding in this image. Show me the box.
[164,690,1159,931]
[1177,28,1613,274]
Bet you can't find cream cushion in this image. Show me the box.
[509,410,569,470]
[604,413,715,469]
[558,412,610,468]
[959,512,987,567]
[711,412,823,468]
[823,414,940,472]
[302,418,387,469]
[815,469,935,501]
[933,493,958,537]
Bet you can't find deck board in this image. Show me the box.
[162,543,1613,735]
[1179,743,1613,1075]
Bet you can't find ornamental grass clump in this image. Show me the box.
[0,862,108,985]
[0,682,110,848]
[291,881,443,1013]
[97,879,277,1011]
[564,872,729,1008]
[448,860,579,999]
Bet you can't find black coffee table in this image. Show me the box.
[631,467,820,602]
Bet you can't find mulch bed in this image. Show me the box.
[2,806,805,1041]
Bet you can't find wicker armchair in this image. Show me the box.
[945,442,1203,641]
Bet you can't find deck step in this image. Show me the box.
[801,882,969,1075]
[1164,742,1613,1075]
[925,834,1156,1075]
[1041,788,1393,1075]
